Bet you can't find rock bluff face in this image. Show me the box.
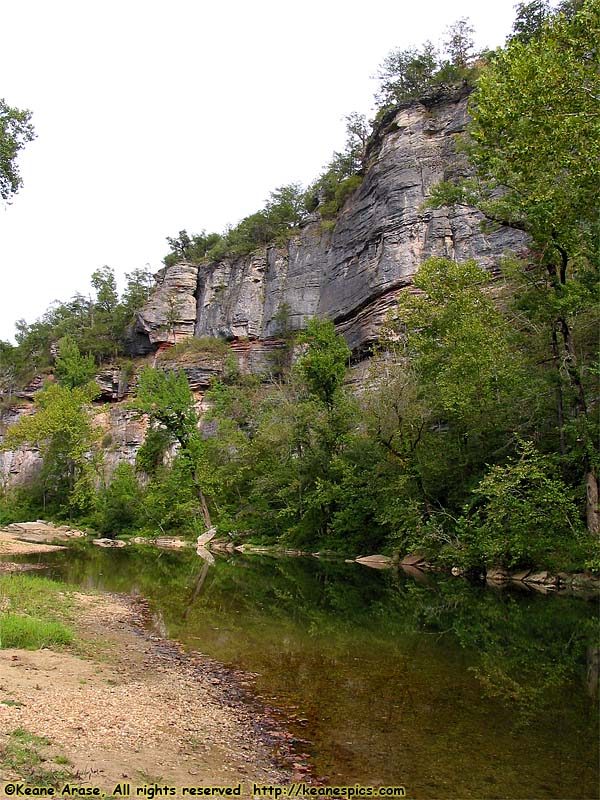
[0,92,528,489]
[132,92,527,357]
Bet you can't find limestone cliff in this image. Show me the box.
[1,91,529,490]
[130,90,527,359]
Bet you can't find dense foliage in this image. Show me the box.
[429,0,600,532]
[2,378,101,517]
[0,265,153,393]
[1,2,598,571]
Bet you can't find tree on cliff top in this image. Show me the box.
[0,98,35,202]
[373,17,479,108]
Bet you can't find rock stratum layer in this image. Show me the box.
[131,91,527,357]
[1,91,528,489]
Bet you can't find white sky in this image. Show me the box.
[0,0,519,342]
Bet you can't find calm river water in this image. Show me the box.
[15,544,600,799]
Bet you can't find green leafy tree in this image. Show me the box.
[134,367,213,530]
[295,318,350,408]
[429,0,600,531]
[304,114,369,218]
[264,183,307,241]
[6,261,157,376]
[91,266,119,314]
[200,322,359,547]
[121,266,154,312]
[54,336,96,389]
[465,2,600,260]
[135,368,198,448]
[142,454,206,535]
[373,19,479,111]
[135,425,171,475]
[442,17,476,69]
[0,341,20,404]
[166,229,192,260]
[374,43,439,106]
[84,265,126,359]
[95,463,143,535]
[395,258,526,429]
[456,441,590,569]
[1,381,101,515]
[342,112,369,172]
[164,230,223,266]
[508,0,553,43]
[377,257,533,533]
[0,98,35,201]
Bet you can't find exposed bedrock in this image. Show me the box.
[132,93,528,358]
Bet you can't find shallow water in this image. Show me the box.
[14,544,600,799]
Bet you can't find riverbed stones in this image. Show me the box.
[155,537,188,549]
[93,538,126,548]
[0,533,66,555]
[510,569,531,582]
[486,567,510,582]
[525,570,556,586]
[1,522,85,542]
[355,554,392,569]
[400,553,427,567]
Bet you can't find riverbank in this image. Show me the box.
[0,530,66,555]
[0,587,298,794]
[2,520,598,598]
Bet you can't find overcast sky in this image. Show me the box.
[0,0,519,342]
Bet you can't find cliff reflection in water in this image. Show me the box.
[25,544,600,799]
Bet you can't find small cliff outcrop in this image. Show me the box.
[130,90,527,360]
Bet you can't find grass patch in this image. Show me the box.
[0,613,73,649]
[0,574,75,650]
[1,728,74,786]
[0,573,74,618]
[159,336,230,361]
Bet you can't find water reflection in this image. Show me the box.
[182,545,214,619]
[15,544,600,799]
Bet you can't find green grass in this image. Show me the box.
[1,728,74,786]
[158,336,230,360]
[0,613,73,649]
[0,573,74,615]
[0,574,75,650]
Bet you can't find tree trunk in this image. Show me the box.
[555,313,598,534]
[198,486,212,530]
[586,468,599,535]
[558,316,588,417]
[551,328,567,456]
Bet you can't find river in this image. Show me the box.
[14,543,600,799]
